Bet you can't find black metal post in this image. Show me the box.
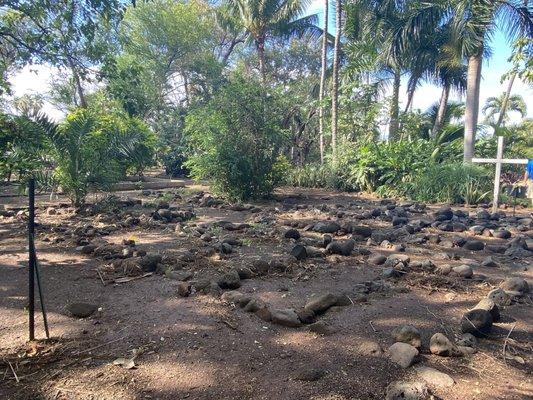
[28,178,35,341]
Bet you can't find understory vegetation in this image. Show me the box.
[0,0,532,205]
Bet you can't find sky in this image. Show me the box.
[8,2,533,125]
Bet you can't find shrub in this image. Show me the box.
[184,77,287,201]
[38,108,155,206]
[286,163,347,190]
[403,162,492,204]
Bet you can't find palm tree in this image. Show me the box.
[482,93,527,125]
[331,0,341,159]
[227,0,318,80]
[318,0,328,164]
[451,0,533,162]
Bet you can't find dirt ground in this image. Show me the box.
[0,180,532,400]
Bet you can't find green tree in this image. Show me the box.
[482,93,527,126]
[450,0,532,162]
[227,0,319,80]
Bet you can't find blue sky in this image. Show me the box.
[9,1,532,123]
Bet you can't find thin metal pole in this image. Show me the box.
[31,234,50,338]
[492,136,504,213]
[28,178,35,341]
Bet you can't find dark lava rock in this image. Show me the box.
[290,244,307,260]
[67,302,97,318]
[463,240,485,251]
[218,270,241,289]
[284,228,301,240]
[325,239,355,256]
[461,309,493,337]
[313,221,341,233]
[304,293,338,315]
[139,254,162,272]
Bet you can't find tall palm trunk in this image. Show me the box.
[432,83,450,136]
[318,0,328,164]
[495,72,516,129]
[331,0,341,161]
[388,68,401,140]
[463,52,482,162]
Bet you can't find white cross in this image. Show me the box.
[472,135,528,213]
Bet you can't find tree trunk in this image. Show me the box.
[495,72,516,129]
[331,0,341,161]
[432,83,450,136]
[318,0,328,164]
[388,68,401,140]
[463,53,483,163]
[67,56,87,108]
[256,37,266,82]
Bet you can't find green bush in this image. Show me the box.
[184,77,287,201]
[286,163,346,190]
[403,162,492,204]
[35,108,156,206]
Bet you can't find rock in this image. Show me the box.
[461,309,493,337]
[157,208,172,220]
[348,225,372,238]
[392,216,408,226]
[219,242,233,254]
[255,306,272,322]
[463,240,485,251]
[416,366,454,388]
[481,256,499,268]
[435,207,454,221]
[430,333,458,356]
[304,293,338,315]
[457,345,476,355]
[295,308,316,324]
[218,270,241,289]
[325,239,355,256]
[456,333,477,347]
[451,264,473,278]
[139,254,162,272]
[293,367,325,382]
[290,244,307,260]
[305,246,325,258]
[382,267,401,279]
[500,277,529,295]
[323,234,333,247]
[487,288,511,306]
[368,254,387,265]
[79,244,97,254]
[313,221,340,233]
[177,281,191,297]
[473,298,500,321]
[386,381,428,400]
[221,290,244,303]
[391,325,422,348]
[165,270,193,281]
[388,342,419,368]
[235,267,253,280]
[284,228,301,240]
[66,302,97,318]
[250,259,270,276]
[307,321,336,335]
[271,308,303,328]
[359,341,383,357]
[492,229,511,239]
[222,236,242,246]
[243,297,267,313]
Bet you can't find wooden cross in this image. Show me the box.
[472,135,528,212]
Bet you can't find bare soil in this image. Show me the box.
[0,181,531,400]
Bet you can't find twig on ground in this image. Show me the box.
[502,323,516,364]
[369,320,377,333]
[8,361,19,383]
[96,268,106,286]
